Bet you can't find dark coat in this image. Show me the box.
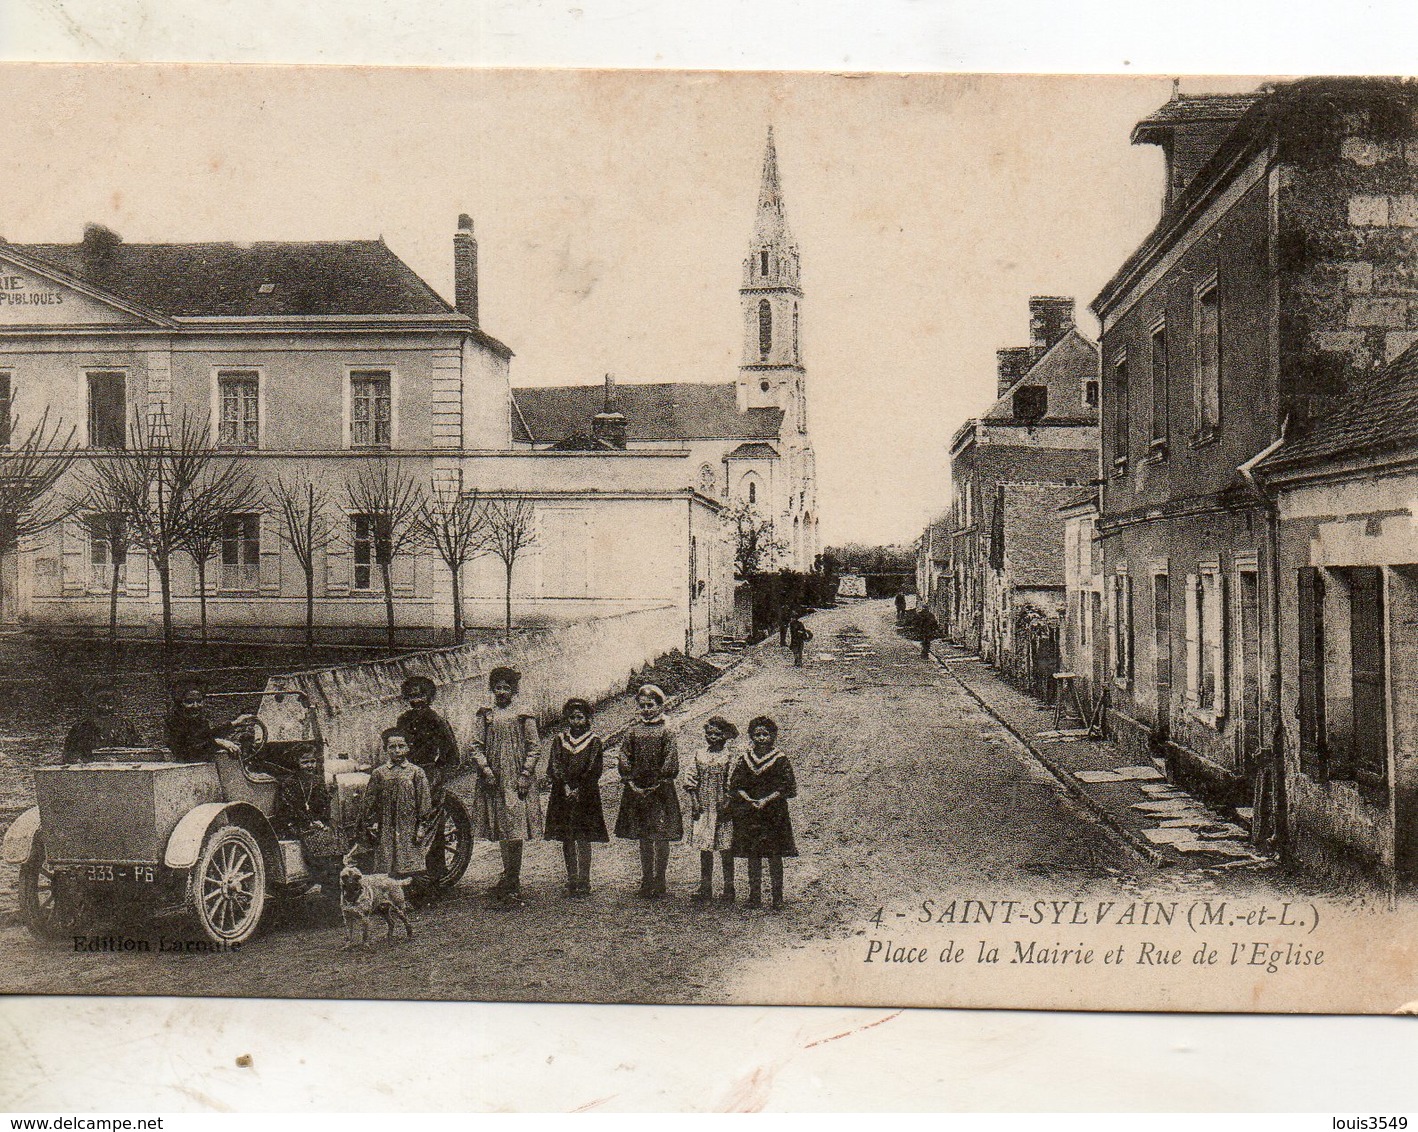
[165,707,224,763]
[63,713,142,763]
[729,751,798,858]
[544,731,609,843]
[396,704,461,787]
[613,720,683,841]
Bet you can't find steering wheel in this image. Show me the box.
[227,716,268,758]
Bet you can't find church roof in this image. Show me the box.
[512,382,785,445]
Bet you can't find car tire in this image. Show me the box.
[19,834,89,941]
[187,822,267,946]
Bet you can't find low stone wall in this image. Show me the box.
[257,604,684,767]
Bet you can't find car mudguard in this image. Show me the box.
[164,802,285,883]
[1,807,40,864]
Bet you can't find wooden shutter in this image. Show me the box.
[325,515,350,596]
[60,519,87,595]
[1184,574,1200,704]
[1123,574,1135,683]
[1211,570,1228,717]
[1153,573,1172,689]
[391,550,416,598]
[1297,567,1326,778]
[1350,566,1387,786]
[259,512,282,595]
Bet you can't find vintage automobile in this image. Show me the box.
[1,690,475,946]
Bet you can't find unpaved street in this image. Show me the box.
[1,600,1263,1005]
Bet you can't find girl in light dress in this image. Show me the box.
[684,716,740,903]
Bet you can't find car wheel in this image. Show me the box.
[188,823,267,946]
[430,794,474,889]
[19,835,89,941]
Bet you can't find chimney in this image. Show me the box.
[82,223,122,277]
[996,346,1034,396]
[592,373,627,449]
[1029,296,1075,359]
[453,213,478,326]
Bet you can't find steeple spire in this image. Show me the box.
[753,125,792,247]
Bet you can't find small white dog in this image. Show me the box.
[339,849,413,948]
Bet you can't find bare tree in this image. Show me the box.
[0,409,82,622]
[269,467,333,657]
[478,495,538,638]
[346,460,426,651]
[71,465,134,651]
[87,407,252,655]
[414,475,486,645]
[174,465,259,645]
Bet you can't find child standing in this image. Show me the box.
[683,716,739,902]
[359,727,434,880]
[729,715,798,910]
[613,684,683,898]
[544,697,608,897]
[788,615,813,667]
[470,666,542,903]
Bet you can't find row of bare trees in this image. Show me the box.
[0,406,539,659]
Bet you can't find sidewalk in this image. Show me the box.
[929,639,1274,872]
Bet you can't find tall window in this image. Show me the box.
[1195,280,1221,434]
[88,514,126,590]
[747,480,757,505]
[793,304,800,362]
[1150,323,1169,447]
[760,250,769,277]
[758,300,772,360]
[350,370,392,448]
[220,514,260,592]
[1297,567,1328,774]
[218,370,259,449]
[1152,571,1172,695]
[1084,379,1099,409]
[352,514,375,590]
[0,372,11,448]
[1112,355,1129,469]
[1189,568,1226,715]
[87,371,126,449]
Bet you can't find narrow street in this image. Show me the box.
[0,600,1302,1006]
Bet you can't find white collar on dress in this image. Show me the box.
[560,729,597,754]
[742,746,783,774]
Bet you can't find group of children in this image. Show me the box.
[370,669,799,910]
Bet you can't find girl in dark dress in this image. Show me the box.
[544,697,609,897]
[614,684,683,898]
[729,715,798,910]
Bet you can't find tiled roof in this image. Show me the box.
[983,329,1100,424]
[512,383,785,445]
[725,441,780,459]
[998,482,1080,588]
[7,238,455,319]
[1131,92,1265,141]
[1262,341,1418,472]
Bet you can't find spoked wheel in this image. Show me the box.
[187,823,267,945]
[427,793,474,890]
[19,835,89,941]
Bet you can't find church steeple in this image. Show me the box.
[739,126,804,416]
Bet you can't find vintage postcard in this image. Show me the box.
[0,65,1415,1017]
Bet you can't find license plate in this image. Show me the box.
[80,864,157,883]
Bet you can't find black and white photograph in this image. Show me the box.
[1,63,1417,1026]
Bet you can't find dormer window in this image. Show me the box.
[1013,385,1047,423]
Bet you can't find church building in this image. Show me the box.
[511,127,820,571]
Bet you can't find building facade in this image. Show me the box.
[511,127,819,571]
[0,217,732,652]
[943,297,1099,655]
[1091,78,1418,830]
[1260,342,1418,888]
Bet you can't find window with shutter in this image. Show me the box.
[1150,323,1169,447]
[1349,566,1388,787]
[1297,567,1327,777]
[1153,572,1172,720]
[220,514,261,593]
[1195,280,1221,435]
[1185,574,1201,704]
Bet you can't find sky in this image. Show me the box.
[0,66,1266,545]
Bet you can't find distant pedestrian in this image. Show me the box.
[917,606,939,659]
[894,591,907,623]
[544,697,609,897]
[63,683,141,763]
[470,666,542,903]
[729,715,797,910]
[614,684,683,898]
[684,716,739,902]
[788,615,813,667]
